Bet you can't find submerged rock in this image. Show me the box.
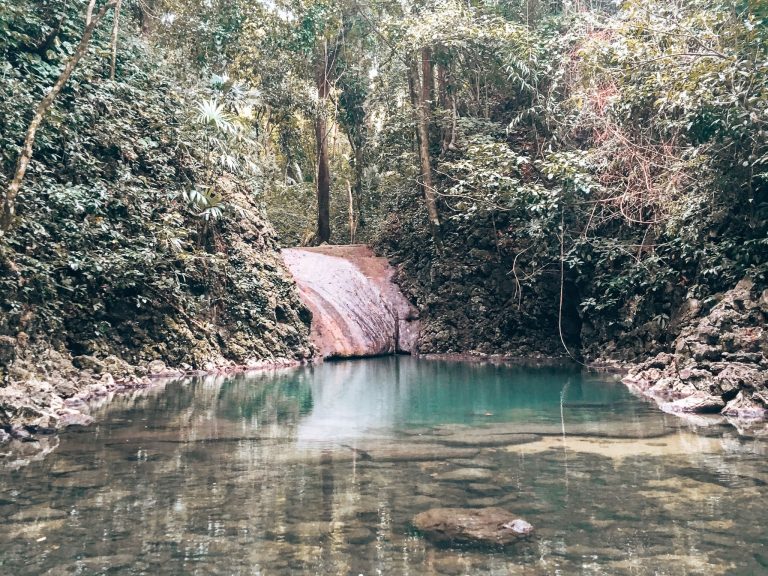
[433,467,494,483]
[412,507,533,547]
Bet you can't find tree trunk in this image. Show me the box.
[1,0,117,232]
[110,0,122,80]
[86,0,97,25]
[35,17,64,59]
[437,61,456,155]
[347,179,357,243]
[314,41,331,244]
[353,145,364,233]
[407,53,441,243]
[421,47,433,108]
[135,0,155,36]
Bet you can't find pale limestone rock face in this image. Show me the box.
[282,245,419,358]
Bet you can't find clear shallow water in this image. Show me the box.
[1,357,767,575]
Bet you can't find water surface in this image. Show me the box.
[1,357,766,575]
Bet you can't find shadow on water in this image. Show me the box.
[0,356,766,575]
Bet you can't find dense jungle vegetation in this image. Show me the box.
[0,0,766,370]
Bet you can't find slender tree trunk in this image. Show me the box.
[407,53,441,243]
[421,47,433,107]
[345,133,365,243]
[1,0,116,231]
[314,41,331,244]
[110,0,122,80]
[347,179,357,243]
[86,0,97,25]
[353,145,364,234]
[437,60,456,155]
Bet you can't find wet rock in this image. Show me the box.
[147,360,166,375]
[628,278,768,421]
[50,470,105,489]
[451,457,498,469]
[28,412,58,431]
[345,526,375,545]
[466,483,505,496]
[723,391,768,420]
[366,445,478,462]
[88,383,109,397]
[10,426,35,441]
[661,393,725,414]
[102,355,135,379]
[439,433,540,448]
[6,518,66,540]
[9,506,68,523]
[467,496,503,508]
[412,507,533,547]
[78,555,136,572]
[71,355,106,373]
[57,409,94,428]
[0,335,16,366]
[283,246,420,358]
[412,495,443,508]
[99,373,116,388]
[433,468,494,483]
[287,521,331,540]
[432,556,468,575]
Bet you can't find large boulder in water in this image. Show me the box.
[412,507,533,547]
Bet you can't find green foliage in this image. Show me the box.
[1,0,764,363]
[0,0,311,365]
[368,0,766,358]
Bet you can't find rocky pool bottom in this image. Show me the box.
[0,357,767,575]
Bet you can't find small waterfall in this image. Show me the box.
[282,245,419,358]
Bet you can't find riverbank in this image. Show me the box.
[3,275,765,446]
[622,278,767,421]
[0,345,312,443]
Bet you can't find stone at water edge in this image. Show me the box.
[57,409,95,428]
[147,360,167,375]
[412,507,534,547]
[723,390,768,420]
[661,392,726,414]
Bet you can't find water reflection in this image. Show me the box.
[0,357,766,575]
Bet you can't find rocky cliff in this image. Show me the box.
[625,279,768,419]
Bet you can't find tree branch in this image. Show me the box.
[1,0,117,232]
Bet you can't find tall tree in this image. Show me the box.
[314,38,332,243]
[1,0,118,231]
[407,50,442,242]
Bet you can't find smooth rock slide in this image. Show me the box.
[282,245,419,358]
